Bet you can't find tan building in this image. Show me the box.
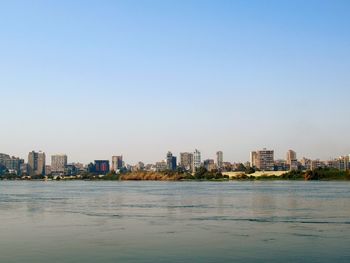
[310,159,324,170]
[250,151,258,167]
[204,159,216,171]
[180,152,193,171]
[255,148,274,171]
[286,150,297,170]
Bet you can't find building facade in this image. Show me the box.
[166,151,177,171]
[204,159,216,171]
[286,150,298,170]
[180,152,193,171]
[310,159,324,170]
[255,149,274,171]
[216,151,223,169]
[193,149,201,172]
[156,161,168,172]
[327,156,349,171]
[94,160,110,174]
[111,156,123,171]
[250,151,258,167]
[51,154,68,174]
[28,151,46,176]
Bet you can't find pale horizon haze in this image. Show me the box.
[1,0,350,164]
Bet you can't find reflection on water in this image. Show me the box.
[1,181,350,262]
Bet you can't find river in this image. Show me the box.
[1,181,349,262]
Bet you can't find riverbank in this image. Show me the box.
[1,168,350,181]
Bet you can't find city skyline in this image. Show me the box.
[1,147,349,167]
[2,147,350,178]
[1,1,350,164]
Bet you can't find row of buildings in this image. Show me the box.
[154,150,223,172]
[1,149,350,177]
[250,149,350,172]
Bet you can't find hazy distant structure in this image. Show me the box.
[166,151,177,171]
[111,156,123,171]
[327,156,350,171]
[20,163,29,175]
[286,150,297,170]
[135,161,145,171]
[45,165,52,175]
[156,160,167,172]
[311,159,324,170]
[180,152,193,171]
[193,149,201,172]
[28,151,46,176]
[51,154,67,174]
[216,151,223,168]
[300,157,311,170]
[204,159,215,171]
[255,148,274,171]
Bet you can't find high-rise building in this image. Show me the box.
[51,154,68,174]
[216,151,223,169]
[37,152,46,175]
[286,150,296,164]
[286,150,297,170]
[180,152,193,171]
[111,156,123,171]
[28,151,38,176]
[193,149,201,172]
[250,151,257,167]
[94,160,110,174]
[166,151,177,171]
[28,151,46,176]
[255,148,274,171]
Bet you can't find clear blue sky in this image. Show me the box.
[1,0,349,164]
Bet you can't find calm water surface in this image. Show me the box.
[1,181,350,263]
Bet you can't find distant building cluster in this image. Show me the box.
[1,148,350,178]
[249,148,350,172]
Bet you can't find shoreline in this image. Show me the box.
[1,167,349,181]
